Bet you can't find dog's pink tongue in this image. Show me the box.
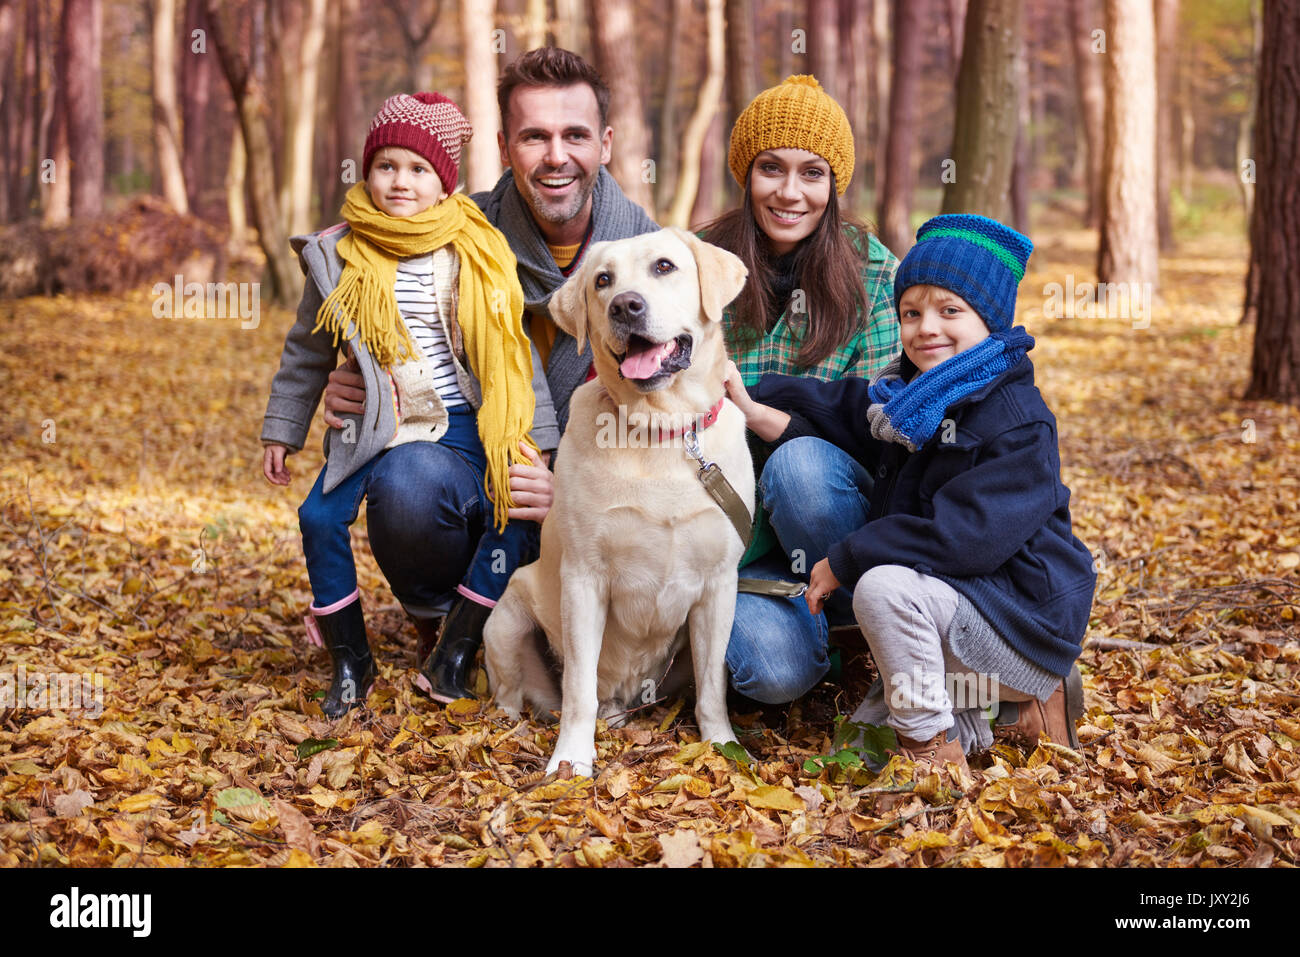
[620,339,675,380]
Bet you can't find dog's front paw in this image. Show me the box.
[546,751,594,779]
[699,719,740,749]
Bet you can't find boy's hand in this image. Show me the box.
[263,444,291,485]
[506,442,554,524]
[323,353,365,429]
[805,558,841,616]
[724,360,790,443]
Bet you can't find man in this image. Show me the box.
[322,48,656,701]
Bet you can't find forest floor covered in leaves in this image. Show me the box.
[1,218,1297,868]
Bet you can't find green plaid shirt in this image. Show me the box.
[725,228,900,387]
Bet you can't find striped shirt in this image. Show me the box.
[395,252,466,408]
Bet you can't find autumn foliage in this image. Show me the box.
[1,222,1297,867]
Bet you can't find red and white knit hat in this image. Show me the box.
[362,92,473,195]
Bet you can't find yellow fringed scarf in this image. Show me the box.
[313,183,536,531]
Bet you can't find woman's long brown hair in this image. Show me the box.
[701,170,871,370]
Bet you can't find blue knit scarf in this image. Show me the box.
[866,327,1035,451]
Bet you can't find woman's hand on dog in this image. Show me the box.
[506,442,554,523]
[724,361,790,443]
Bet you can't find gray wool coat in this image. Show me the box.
[259,224,561,494]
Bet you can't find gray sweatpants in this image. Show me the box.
[849,564,1036,752]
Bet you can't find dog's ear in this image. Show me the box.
[548,267,589,355]
[666,227,749,324]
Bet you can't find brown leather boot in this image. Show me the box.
[994,663,1083,749]
[892,728,970,776]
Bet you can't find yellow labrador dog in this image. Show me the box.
[484,228,752,777]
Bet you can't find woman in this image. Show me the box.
[702,75,901,705]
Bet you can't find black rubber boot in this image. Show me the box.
[314,599,376,718]
[418,597,491,703]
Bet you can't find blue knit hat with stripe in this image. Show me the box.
[893,214,1033,333]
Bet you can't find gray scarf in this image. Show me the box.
[473,167,657,431]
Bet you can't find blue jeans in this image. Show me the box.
[726,435,874,703]
[298,409,539,615]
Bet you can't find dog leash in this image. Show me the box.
[681,428,807,600]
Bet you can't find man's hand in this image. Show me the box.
[263,444,291,485]
[506,442,554,523]
[323,353,365,429]
[804,557,842,617]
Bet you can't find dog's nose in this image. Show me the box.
[608,292,646,326]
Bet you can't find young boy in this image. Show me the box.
[260,92,544,717]
[725,214,1095,775]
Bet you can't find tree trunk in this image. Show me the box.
[0,0,17,222]
[1096,0,1159,292]
[461,0,501,193]
[871,0,890,203]
[1238,0,1261,234]
[1179,94,1195,197]
[1067,0,1103,229]
[150,0,189,214]
[108,7,135,191]
[383,0,439,92]
[841,0,870,213]
[205,0,298,302]
[15,0,40,218]
[1244,1,1300,403]
[946,0,967,78]
[275,0,325,236]
[1154,0,1178,252]
[553,0,586,54]
[655,0,688,213]
[807,0,839,99]
[776,3,793,83]
[43,11,71,226]
[690,110,727,226]
[941,0,1022,222]
[325,0,362,221]
[726,0,759,122]
[877,0,923,255]
[521,0,547,49]
[1009,31,1029,233]
[1239,0,1262,327]
[588,0,654,214]
[63,0,104,218]
[317,0,339,223]
[181,0,212,213]
[226,120,248,249]
[666,0,724,227]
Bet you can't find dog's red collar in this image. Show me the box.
[658,396,725,441]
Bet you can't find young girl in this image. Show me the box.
[260,92,542,717]
[703,75,901,704]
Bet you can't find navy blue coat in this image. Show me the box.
[751,356,1095,677]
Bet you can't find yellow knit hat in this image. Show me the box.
[728,75,854,196]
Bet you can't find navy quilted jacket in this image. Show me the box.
[751,356,1095,677]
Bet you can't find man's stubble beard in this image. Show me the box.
[522,168,598,226]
